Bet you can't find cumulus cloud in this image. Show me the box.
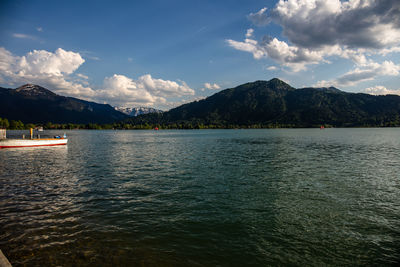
[20,48,85,76]
[0,47,95,99]
[228,0,400,74]
[98,74,195,107]
[315,60,400,87]
[227,35,332,71]
[364,85,400,96]
[203,82,221,90]
[270,0,400,49]
[0,47,195,108]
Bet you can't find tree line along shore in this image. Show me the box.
[2,116,400,130]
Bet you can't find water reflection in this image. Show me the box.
[0,129,400,266]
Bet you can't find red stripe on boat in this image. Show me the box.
[0,143,67,149]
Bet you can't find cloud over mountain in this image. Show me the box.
[364,85,400,96]
[99,74,195,107]
[227,34,333,71]
[0,47,95,99]
[228,0,400,74]
[204,83,220,90]
[0,47,195,108]
[316,60,400,87]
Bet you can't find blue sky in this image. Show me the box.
[1,0,400,110]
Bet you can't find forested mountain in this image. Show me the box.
[2,79,400,128]
[0,84,128,124]
[127,78,400,128]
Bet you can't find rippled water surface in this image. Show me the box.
[1,129,400,266]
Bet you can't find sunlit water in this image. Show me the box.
[1,129,400,266]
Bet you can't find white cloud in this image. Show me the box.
[248,7,270,26]
[270,0,400,49]
[101,74,162,106]
[315,60,400,88]
[228,30,368,72]
[245,28,254,38]
[204,82,221,90]
[266,66,278,71]
[0,47,16,74]
[36,27,43,32]
[138,74,194,97]
[20,48,85,76]
[227,35,331,71]
[379,47,400,56]
[364,85,400,96]
[12,33,36,40]
[229,0,400,80]
[263,38,328,71]
[0,47,194,108]
[0,47,95,99]
[99,74,195,107]
[76,73,89,79]
[226,37,265,60]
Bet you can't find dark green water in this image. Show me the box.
[1,129,400,266]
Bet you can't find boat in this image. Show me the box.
[0,129,67,149]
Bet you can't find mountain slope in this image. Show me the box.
[127,78,400,127]
[166,78,295,125]
[0,84,129,124]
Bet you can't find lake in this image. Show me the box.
[1,129,400,266]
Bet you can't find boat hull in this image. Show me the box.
[0,139,68,148]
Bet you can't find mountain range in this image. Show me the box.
[1,79,400,127]
[115,107,163,117]
[0,84,128,124]
[128,78,400,127]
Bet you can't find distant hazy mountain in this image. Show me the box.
[0,84,128,124]
[127,78,400,127]
[115,106,163,117]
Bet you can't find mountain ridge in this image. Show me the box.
[15,84,57,97]
[115,106,163,117]
[0,84,128,124]
[127,78,400,127]
[1,79,400,127]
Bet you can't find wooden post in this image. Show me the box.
[30,128,33,139]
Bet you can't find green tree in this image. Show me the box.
[0,117,10,129]
[45,122,53,129]
[10,120,24,130]
[25,123,36,129]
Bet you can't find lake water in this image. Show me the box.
[1,129,400,266]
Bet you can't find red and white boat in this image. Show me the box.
[0,138,68,148]
[0,129,68,149]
